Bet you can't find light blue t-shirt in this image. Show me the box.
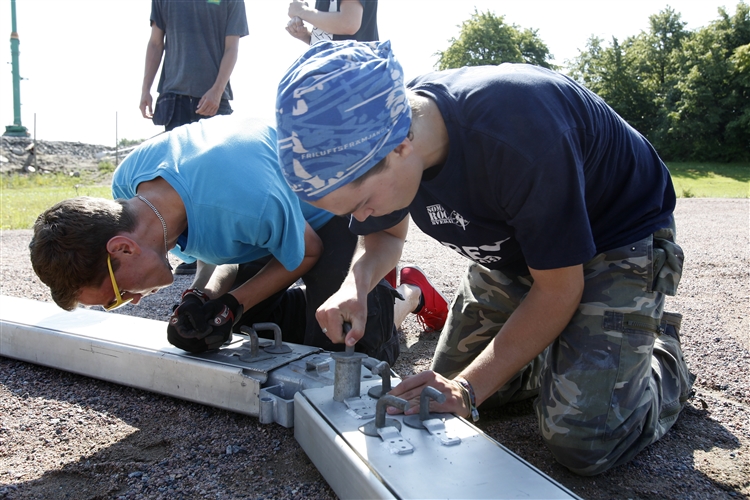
[112,115,334,270]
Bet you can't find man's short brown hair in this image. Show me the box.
[29,197,136,310]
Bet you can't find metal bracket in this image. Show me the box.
[402,386,461,446]
[366,360,392,399]
[344,396,376,419]
[237,326,273,362]
[255,322,292,354]
[376,425,414,455]
[422,418,461,446]
[358,395,413,454]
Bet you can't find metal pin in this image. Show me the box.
[332,322,366,402]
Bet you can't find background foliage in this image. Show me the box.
[436,3,750,162]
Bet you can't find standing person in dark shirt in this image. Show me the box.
[140,0,249,131]
[139,0,249,275]
[273,40,694,476]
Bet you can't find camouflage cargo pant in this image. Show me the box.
[431,223,693,475]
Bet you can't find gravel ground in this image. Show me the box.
[1,198,748,499]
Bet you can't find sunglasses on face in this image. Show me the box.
[104,254,133,311]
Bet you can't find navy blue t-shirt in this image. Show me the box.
[351,64,675,271]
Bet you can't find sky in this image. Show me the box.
[0,0,739,146]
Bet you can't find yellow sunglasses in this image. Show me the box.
[104,254,133,311]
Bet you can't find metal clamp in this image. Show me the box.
[366,360,392,399]
[359,395,414,454]
[404,386,460,446]
[237,326,272,362]
[253,322,292,354]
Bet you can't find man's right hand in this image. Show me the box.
[170,289,210,335]
[315,281,368,347]
[140,91,154,119]
[168,289,213,352]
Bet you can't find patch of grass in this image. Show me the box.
[1,162,747,230]
[667,162,750,198]
[98,161,116,174]
[1,173,111,230]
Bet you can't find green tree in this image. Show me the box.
[665,2,750,160]
[641,7,690,91]
[626,7,691,153]
[569,7,692,140]
[569,35,654,133]
[567,4,750,161]
[436,10,553,70]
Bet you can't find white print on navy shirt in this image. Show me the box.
[426,204,470,229]
[440,238,511,265]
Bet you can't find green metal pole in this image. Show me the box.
[5,0,29,136]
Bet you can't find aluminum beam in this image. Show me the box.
[295,379,582,499]
[2,295,582,498]
[0,295,333,426]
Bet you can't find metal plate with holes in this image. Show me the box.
[295,379,581,500]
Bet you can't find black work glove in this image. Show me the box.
[170,288,210,336]
[168,292,243,353]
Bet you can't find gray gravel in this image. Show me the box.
[1,198,748,499]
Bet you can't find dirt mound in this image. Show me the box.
[0,136,132,180]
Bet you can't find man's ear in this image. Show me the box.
[392,137,414,158]
[106,236,140,257]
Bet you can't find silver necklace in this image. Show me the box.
[136,195,169,256]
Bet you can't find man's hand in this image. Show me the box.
[167,293,243,353]
[196,87,223,116]
[286,16,311,43]
[387,371,469,417]
[170,288,209,334]
[315,281,367,347]
[288,0,310,19]
[140,91,154,119]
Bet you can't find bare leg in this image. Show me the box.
[394,283,421,329]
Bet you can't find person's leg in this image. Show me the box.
[431,262,547,405]
[300,216,356,346]
[393,281,420,328]
[230,259,307,344]
[164,94,195,131]
[301,216,402,363]
[399,265,449,332]
[536,225,692,476]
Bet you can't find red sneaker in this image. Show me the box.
[384,267,398,288]
[400,265,449,331]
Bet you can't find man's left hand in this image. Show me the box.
[387,370,468,417]
[196,88,222,116]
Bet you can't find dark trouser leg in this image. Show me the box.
[165,96,232,131]
[432,226,691,475]
[302,216,400,364]
[537,230,690,475]
[231,258,307,344]
[430,263,545,405]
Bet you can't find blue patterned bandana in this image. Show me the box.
[276,40,411,201]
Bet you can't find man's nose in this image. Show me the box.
[352,207,373,222]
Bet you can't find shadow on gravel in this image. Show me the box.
[451,398,748,500]
[0,357,333,500]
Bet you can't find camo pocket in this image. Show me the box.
[651,236,684,296]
